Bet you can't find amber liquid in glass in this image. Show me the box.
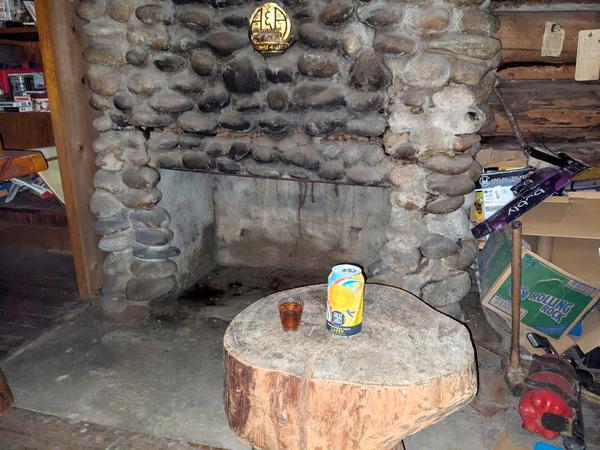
[278,302,303,331]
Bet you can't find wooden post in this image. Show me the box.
[0,368,13,414]
[35,0,103,299]
[510,221,523,371]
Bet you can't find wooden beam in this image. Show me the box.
[497,64,576,81]
[36,0,103,299]
[486,80,600,140]
[496,11,600,64]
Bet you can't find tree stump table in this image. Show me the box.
[224,284,477,450]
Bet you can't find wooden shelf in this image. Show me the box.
[0,26,38,41]
[0,112,54,149]
[0,191,66,228]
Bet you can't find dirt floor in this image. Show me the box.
[1,253,599,449]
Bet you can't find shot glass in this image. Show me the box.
[278,297,304,331]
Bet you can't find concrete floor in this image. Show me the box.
[2,267,599,449]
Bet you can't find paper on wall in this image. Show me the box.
[575,29,600,81]
[541,21,565,57]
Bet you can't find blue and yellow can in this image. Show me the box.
[326,264,364,336]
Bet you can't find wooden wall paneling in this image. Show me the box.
[497,64,576,81]
[35,0,103,299]
[485,80,600,140]
[496,11,600,64]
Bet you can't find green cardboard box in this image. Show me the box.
[479,227,600,342]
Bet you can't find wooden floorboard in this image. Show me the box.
[0,408,222,450]
[0,248,82,359]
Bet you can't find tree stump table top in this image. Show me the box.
[224,284,477,450]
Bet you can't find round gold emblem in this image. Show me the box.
[249,2,292,54]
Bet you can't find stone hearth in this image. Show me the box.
[77,0,500,317]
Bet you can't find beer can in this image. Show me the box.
[326,264,364,336]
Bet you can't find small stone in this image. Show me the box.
[319,142,342,160]
[421,272,471,308]
[222,14,247,28]
[216,157,241,174]
[205,31,247,56]
[207,0,247,7]
[93,115,115,132]
[179,134,203,148]
[288,168,312,179]
[297,53,338,78]
[294,7,313,22]
[298,23,339,49]
[169,26,201,52]
[87,65,123,96]
[94,212,131,235]
[341,22,374,58]
[131,258,177,279]
[94,169,125,195]
[346,164,386,185]
[219,112,253,132]
[149,89,193,113]
[130,107,172,128]
[135,5,169,25]
[319,161,344,180]
[223,56,260,94]
[125,46,148,66]
[191,49,216,76]
[293,83,343,108]
[401,53,451,89]
[426,195,465,214]
[320,1,354,26]
[83,45,125,66]
[363,144,385,167]
[444,239,477,270]
[122,188,162,209]
[96,151,124,171]
[252,145,281,163]
[178,111,218,134]
[342,145,362,167]
[103,250,131,276]
[349,50,392,91]
[89,94,113,111]
[229,142,250,161]
[90,189,124,218]
[153,52,185,72]
[148,132,179,151]
[258,116,290,134]
[127,25,170,50]
[122,167,160,189]
[197,83,229,112]
[467,160,482,182]
[99,229,133,252]
[473,71,496,104]
[83,17,127,38]
[265,63,295,83]
[421,154,473,175]
[102,274,129,294]
[131,207,171,229]
[134,228,173,246]
[206,141,227,157]
[345,116,386,137]
[182,152,213,170]
[432,84,475,110]
[127,71,163,95]
[169,70,205,94]
[459,8,500,36]
[426,208,470,241]
[428,173,475,196]
[380,238,421,274]
[76,0,106,21]
[427,33,501,60]
[303,113,338,136]
[267,88,289,111]
[176,5,212,31]
[374,33,416,55]
[245,162,283,178]
[345,90,384,112]
[286,149,321,170]
[236,95,261,111]
[126,275,177,301]
[451,59,483,86]
[357,3,403,29]
[414,7,451,33]
[420,234,460,259]
[132,246,180,260]
[106,0,136,22]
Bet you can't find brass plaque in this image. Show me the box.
[249,2,292,54]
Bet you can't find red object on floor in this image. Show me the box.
[519,355,577,439]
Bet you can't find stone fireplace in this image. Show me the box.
[77,0,500,318]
